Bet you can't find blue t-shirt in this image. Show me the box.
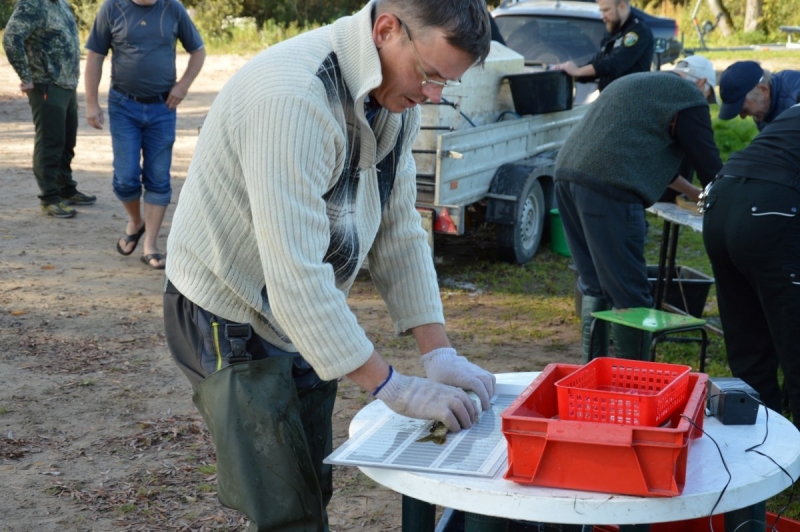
[85,0,204,97]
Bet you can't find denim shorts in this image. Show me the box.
[108,88,176,206]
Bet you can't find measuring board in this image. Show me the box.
[325,394,517,477]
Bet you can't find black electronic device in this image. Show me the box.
[707,377,760,425]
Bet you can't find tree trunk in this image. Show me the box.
[706,0,735,36]
[744,0,763,32]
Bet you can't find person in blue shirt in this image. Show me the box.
[84,0,206,270]
[718,61,800,131]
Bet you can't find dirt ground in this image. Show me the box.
[0,53,586,531]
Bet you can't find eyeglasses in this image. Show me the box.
[396,16,461,89]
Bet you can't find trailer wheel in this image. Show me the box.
[497,175,546,264]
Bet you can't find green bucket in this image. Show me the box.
[549,208,571,257]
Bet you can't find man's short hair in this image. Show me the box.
[376,0,492,65]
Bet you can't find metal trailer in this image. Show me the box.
[413,42,588,264]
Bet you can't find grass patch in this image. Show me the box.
[197,464,216,475]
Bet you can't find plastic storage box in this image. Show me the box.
[591,512,800,532]
[504,71,573,115]
[502,363,707,497]
[571,265,714,318]
[646,265,714,318]
[555,358,691,426]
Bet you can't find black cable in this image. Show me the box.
[700,391,796,532]
[680,413,731,532]
[497,110,522,121]
[440,97,477,127]
[739,392,796,532]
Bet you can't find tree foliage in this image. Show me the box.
[237,0,363,26]
[0,0,363,34]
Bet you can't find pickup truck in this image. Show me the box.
[412,42,587,264]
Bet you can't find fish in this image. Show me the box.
[416,420,449,445]
[415,391,483,445]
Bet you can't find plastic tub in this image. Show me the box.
[504,71,573,115]
[554,358,691,426]
[502,363,706,497]
[549,209,571,257]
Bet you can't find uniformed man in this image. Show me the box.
[2,0,97,218]
[553,0,654,92]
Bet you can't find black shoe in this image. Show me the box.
[61,191,97,205]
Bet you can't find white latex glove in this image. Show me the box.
[420,347,496,410]
[375,370,478,433]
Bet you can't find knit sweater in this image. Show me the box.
[166,3,443,381]
[555,72,708,206]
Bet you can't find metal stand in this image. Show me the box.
[403,495,436,532]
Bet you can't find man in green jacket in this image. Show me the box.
[3,0,96,218]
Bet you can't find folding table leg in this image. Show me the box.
[402,495,436,532]
[464,512,507,531]
[724,501,767,532]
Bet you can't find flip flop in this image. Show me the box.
[140,252,166,270]
[116,224,146,256]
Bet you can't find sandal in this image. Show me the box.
[140,252,166,270]
[116,224,145,256]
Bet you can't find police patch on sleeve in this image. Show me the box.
[623,32,639,47]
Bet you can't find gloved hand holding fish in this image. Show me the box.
[416,391,483,445]
[375,370,479,434]
[420,347,496,410]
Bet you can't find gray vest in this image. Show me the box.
[555,72,708,206]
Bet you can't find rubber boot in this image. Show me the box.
[580,295,610,363]
[193,356,336,532]
[610,322,652,361]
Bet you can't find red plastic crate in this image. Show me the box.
[592,512,800,532]
[502,363,707,497]
[555,358,691,426]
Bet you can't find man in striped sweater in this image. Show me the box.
[163,1,496,529]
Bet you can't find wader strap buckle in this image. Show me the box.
[225,323,252,364]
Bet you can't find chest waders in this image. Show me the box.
[194,356,336,532]
[164,284,335,532]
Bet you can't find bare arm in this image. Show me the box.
[668,176,703,202]
[84,50,106,129]
[411,323,450,354]
[167,47,206,110]
[553,61,596,78]
[346,323,450,393]
[346,351,392,393]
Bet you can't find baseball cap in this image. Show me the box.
[673,55,717,104]
[718,61,764,120]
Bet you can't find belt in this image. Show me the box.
[112,86,170,104]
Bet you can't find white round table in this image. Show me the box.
[349,372,800,530]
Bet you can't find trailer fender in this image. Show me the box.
[485,160,554,225]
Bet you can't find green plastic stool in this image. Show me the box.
[588,308,708,373]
